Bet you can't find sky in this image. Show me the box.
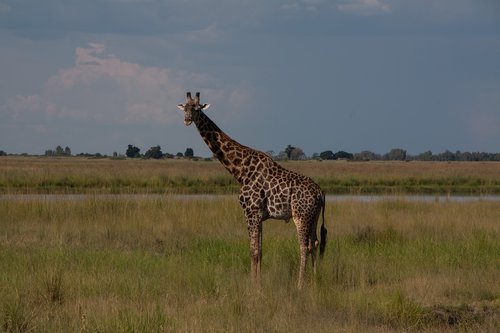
[1,0,499,157]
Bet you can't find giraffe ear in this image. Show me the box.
[176,104,185,111]
[201,104,210,110]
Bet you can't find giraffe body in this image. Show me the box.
[177,92,327,288]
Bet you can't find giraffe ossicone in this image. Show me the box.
[177,91,327,288]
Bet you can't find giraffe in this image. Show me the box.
[176,92,327,288]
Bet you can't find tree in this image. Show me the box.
[55,145,65,156]
[354,150,380,161]
[43,145,71,157]
[184,148,194,158]
[455,151,472,161]
[336,151,353,160]
[145,145,163,159]
[126,145,141,158]
[0,150,6,156]
[415,150,433,161]
[285,145,296,159]
[437,150,455,161]
[275,151,288,161]
[385,148,407,161]
[290,147,306,160]
[283,145,306,160]
[320,150,335,160]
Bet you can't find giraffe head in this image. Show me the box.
[176,92,210,126]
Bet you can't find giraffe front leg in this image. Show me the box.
[247,218,262,283]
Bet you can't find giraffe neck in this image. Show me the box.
[194,111,252,183]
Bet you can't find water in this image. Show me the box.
[326,195,500,203]
[1,194,499,203]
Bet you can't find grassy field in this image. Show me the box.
[1,156,500,195]
[0,196,499,332]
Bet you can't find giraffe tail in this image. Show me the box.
[319,194,327,259]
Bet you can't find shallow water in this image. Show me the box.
[1,193,499,203]
[327,195,500,203]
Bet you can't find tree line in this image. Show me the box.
[44,145,72,157]
[325,149,500,162]
[1,145,499,162]
[126,144,500,162]
[266,145,500,162]
[126,145,195,159]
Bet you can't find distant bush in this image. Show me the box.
[144,146,163,159]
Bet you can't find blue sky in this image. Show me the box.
[1,0,499,157]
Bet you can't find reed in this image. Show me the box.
[0,196,498,332]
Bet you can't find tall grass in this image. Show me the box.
[0,196,498,332]
[1,157,499,194]
[0,157,240,194]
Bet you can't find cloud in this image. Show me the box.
[337,0,392,16]
[0,0,272,40]
[2,0,494,43]
[280,0,326,13]
[3,43,211,124]
[3,94,43,120]
[179,25,224,44]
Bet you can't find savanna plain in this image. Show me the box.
[0,157,499,332]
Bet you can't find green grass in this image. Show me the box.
[0,196,499,332]
[1,157,500,195]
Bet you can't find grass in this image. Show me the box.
[0,157,240,195]
[0,196,499,332]
[1,156,500,195]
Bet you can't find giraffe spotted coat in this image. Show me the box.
[177,92,327,288]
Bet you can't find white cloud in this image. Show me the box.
[179,25,223,44]
[3,94,43,120]
[337,0,392,16]
[3,43,211,124]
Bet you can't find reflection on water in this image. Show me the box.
[1,194,499,203]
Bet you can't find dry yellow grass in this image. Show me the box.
[0,196,499,332]
[1,157,499,331]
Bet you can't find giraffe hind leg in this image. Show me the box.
[297,245,307,289]
[296,236,318,289]
[310,210,322,276]
[294,210,321,289]
[294,223,312,289]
